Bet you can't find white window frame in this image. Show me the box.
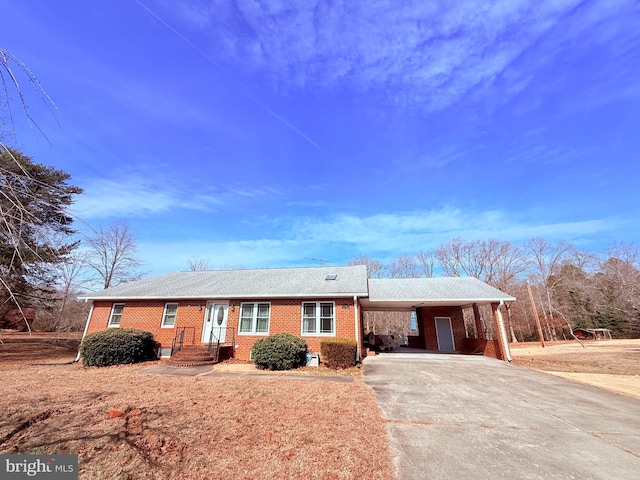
[238,302,271,335]
[301,301,335,336]
[108,304,124,328]
[161,303,178,328]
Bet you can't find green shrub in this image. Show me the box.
[320,338,357,369]
[251,333,308,370]
[80,329,158,367]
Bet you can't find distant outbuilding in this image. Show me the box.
[573,328,612,340]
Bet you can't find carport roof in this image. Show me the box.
[361,277,516,310]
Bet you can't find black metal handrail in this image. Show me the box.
[207,326,236,361]
[171,327,196,353]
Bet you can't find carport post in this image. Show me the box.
[472,303,484,339]
[491,302,512,362]
[354,295,361,361]
[75,302,94,362]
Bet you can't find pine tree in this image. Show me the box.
[0,147,83,324]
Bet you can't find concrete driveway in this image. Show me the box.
[363,352,640,480]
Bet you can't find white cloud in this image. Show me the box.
[139,238,315,273]
[136,206,615,275]
[291,208,611,254]
[71,167,274,219]
[155,0,626,111]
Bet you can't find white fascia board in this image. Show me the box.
[79,292,370,301]
[365,296,515,303]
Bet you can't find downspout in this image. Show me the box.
[496,301,512,363]
[74,302,94,362]
[353,295,360,362]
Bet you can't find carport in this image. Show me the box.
[359,277,516,361]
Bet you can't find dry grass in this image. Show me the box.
[0,331,81,364]
[510,339,640,400]
[0,334,395,479]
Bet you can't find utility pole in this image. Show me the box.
[527,281,545,348]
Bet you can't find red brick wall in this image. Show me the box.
[462,338,500,359]
[87,300,206,348]
[86,297,358,360]
[231,298,356,359]
[417,306,466,352]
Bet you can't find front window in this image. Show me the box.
[239,303,270,334]
[162,303,178,328]
[302,302,335,335]
[108,304,124,327]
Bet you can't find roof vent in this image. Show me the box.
[325,274,337,281]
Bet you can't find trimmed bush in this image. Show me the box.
[320,338,357,369]
[251,333,308,371]
[80,329,158,367]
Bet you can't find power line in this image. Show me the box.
[133,0,324,152]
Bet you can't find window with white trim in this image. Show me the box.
[108,304,124,327]
[302,302,335,335]
[239,303,270,334]
[161,303,178,328]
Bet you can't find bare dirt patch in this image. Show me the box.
[0,334,394,479]
[510,339,640,400]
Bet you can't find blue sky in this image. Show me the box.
[3,0,639,275]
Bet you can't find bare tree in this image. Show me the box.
[347,255,386,278]
[388,255,422,278]
[526,238,575,315]
[1,48,57,141]
[435,237,466,277]
[435,238,526,287]
[484,240,528,292]
[187,256,211,271]
[436,237,495,278]
[415,249,436,278]
[524,238,575,340]
[53,250,91,330]
[85,220,143,289]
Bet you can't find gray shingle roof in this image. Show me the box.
[80,265,369,300]
[362,277,515,309]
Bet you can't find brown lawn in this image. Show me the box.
[0,333,395,480]
[510,338,640,400]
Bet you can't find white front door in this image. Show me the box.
[202,302,228,343]
[435,316,455,352]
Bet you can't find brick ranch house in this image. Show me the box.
[79,265,516,364]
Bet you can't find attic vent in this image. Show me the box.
[325,274,337,281]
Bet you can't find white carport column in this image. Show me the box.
[354,295,361,361]
[491,301,512,362]
[75,303,94,362]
